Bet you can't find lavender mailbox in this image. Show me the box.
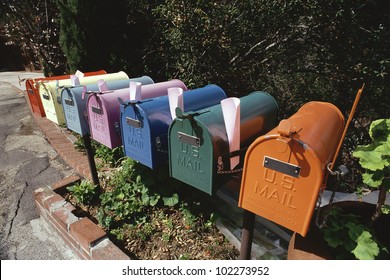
[120,85,227,169]
[61,76,154,136]
[87,79,187,149]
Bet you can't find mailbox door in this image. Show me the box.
[88,96,111,147]
[25,79,46,117]
[169,113,218,195]
[62,88,82,133]
[121,105,153,167]
[39,83,59,124]
[239,135,323,237]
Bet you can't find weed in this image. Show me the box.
[94,144,124,168]
[67,180,97,205]
[179,202,197,230]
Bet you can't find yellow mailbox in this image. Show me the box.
[238,102,345,236]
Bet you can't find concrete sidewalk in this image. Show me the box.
[0,71,79,259]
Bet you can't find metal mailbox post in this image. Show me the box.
[168,91,279,195]
[24,70,106,117]
[120,84,227,169]
[238,102,345,240]
[88,80,187,149]
[39,71,129,125]
[61,76,154,136]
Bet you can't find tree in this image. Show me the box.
[0,0,68,75]
[56,0,138,74]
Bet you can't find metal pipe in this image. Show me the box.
[239,209,255,260]
[82,134,100,187]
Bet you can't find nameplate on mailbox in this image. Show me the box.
[64,98,74,106]
[42,93,50,100]
[92,106,102,115]
[178,132,200,147]
[263,156,301,178]
[126,117,141,128]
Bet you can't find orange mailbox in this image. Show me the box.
[238,102,345,236]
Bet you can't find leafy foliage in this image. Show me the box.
[67,180,97,205]
[321,207,388,260]
[353,119,390,188]
[97,159,180,229]
[94,145,124,168]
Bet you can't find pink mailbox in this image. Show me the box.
[87,79,187,148]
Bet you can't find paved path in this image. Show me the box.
[0,71,78,259]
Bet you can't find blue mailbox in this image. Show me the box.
[61,76,154,135]
[120,84,227,169]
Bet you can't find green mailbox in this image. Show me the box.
[168,91,279,195]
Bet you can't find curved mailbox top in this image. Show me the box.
[39,71,129,97]
[88,79,187,149]
[238,101,345,237]
[168,91,279,195]
[38,71,129,125]
[120,84,227,169]
[61,76,154,135]
[98,79,187,108]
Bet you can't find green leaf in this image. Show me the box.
[381,205,390,215]
[149,194,160,207]
[141,192,149,205]
[351,231,380,260]
[162,193,179,207]
[369,119,390,142]
[323,227,345,248]
[362,171,384,188]
[116,192,125,200]
[353,144,387,171]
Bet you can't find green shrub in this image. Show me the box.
[67,180,97,205]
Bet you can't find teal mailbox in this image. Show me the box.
[168,91,279,195]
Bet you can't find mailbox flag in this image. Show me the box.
[129,82,142,101]
[221,97,241,169]
[71,75,81,86]
[168,87,184,119]
[74,70,84,78]
[97,79,109,92]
